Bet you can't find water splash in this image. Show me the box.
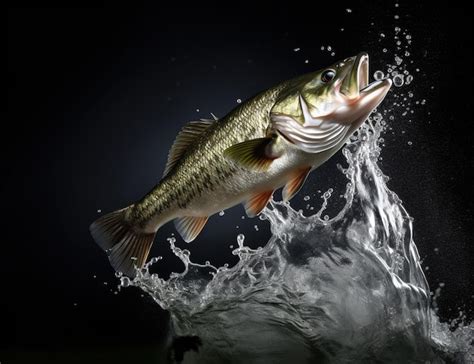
[117,22,472,364]
[122,116,472,363]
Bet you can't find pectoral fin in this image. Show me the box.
[224,137,281,171]
[244,190,274,217]
[174,216,209,243]
[282,167,311,201]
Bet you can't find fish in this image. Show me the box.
[90,52,392,276]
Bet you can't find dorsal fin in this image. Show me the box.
[163,120,215,177]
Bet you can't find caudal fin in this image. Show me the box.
[89,206,156,277]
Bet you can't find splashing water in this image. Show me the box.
[122,116,472,363]
[117,22,472,364]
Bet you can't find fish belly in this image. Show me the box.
[181,148,312,217]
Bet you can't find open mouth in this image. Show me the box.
[342,52,392,104]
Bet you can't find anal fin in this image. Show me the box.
[244,190,274,217]
[174,216,209,243]
[282,167,311,201]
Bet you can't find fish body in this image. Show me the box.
[91,53,392,276]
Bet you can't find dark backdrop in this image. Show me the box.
[6,2,472,363]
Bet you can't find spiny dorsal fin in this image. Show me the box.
[224,137,278,172]
[174,216,209,243]
[244,190,274,217]
[282,167,311,201]
[163,120,215,177]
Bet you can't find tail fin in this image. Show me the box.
[89,206,156,277]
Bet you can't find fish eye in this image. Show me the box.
[321,69,336,83]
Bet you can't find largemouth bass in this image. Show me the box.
[90,52,392,276]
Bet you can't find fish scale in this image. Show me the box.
[132,86,285,225]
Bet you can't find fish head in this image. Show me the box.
[270,53,392,153]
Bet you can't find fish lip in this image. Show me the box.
[360,78,392,94]
[357,78,392,109]
[339,52,370,99]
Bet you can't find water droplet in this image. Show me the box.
[394,26,401,33]
[219,210,225,216]
[346,8,352,13]
[407,141,413,145]
[320,46,325,50]
[205,260,211,266]
[303,195,310,201]
[394,14,399,19]
[327,46,332,51]
[323,215,330,221]
[196,108,200,112]
[97,209,101,213]
[406,34,412,40]
[374,70,384,80]
[237,234,245,247]
[304,59,309,64]
[395,56,403,65]
[120,276,131,287]
[393,74,404,87]
[406,75,413,84]
[293,47,300,52]
[380,33,385,38]
[330,52,335,56]
[340,28,344,32]
[382,48,387,53]
[237,99,242,104]
[254,225,259,231]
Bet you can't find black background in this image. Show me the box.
[6,2,473,363]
